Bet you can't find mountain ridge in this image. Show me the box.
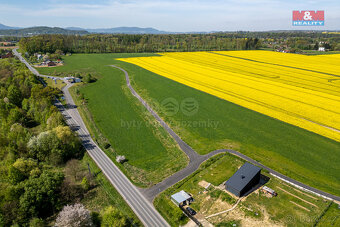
[0,23,21,30]
[0,23,339,36]
[0,26,89,36]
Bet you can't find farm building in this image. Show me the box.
[65,77,81,83]
[74,78,81,83]
[171,190,193,207]
[225,162,261,197]
[37,54,43,61]
[0,52,13,59]
[47,61,56,67]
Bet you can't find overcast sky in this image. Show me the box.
[0,0,339,32]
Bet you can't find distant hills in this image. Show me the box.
[0,23,339,36]
[0,25,89,36]
[66,26,168,34]
[0,23,20,30]
[87,27,168,34]
[0,23,169,36]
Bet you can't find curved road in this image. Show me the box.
[13,49,170,227]
[110,65,340,203]
[14,48,339,226]
[110,65,225,201]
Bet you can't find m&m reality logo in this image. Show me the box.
[292,10,324,26]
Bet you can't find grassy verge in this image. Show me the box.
[81,153,142,226]
[300,50,340,55]
[36,53,188,187]
[41,74,142,226]
[154,153,333,227]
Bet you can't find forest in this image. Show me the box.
[18,32,340,54]
[0,58,130,226]
[19,34,262,54]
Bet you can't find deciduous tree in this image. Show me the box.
[55,203,93,227]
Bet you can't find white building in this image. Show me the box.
[170,190,193,207]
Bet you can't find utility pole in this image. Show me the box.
[87,162,92,176]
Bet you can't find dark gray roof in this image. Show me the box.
[226,162,261,191]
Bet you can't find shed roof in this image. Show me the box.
[262,186,275,194]
[225,162,261,191]
[171,190,191,204]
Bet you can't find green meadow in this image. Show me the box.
[37,53,340,196]
[38,53,188,187]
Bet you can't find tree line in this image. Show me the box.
[19,32,340,55]
[19,34,262,54]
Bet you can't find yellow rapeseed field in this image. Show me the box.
[118,51,340,141]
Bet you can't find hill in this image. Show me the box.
[86,26,168,34]
[0,24,167,35]
[0,23,20,30]
[0,26,89,36]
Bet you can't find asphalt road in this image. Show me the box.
[110,65,226,200]
[60,85,170,226]
[14,48,338,223]
[14,50,170,227]
[111,65,340,203]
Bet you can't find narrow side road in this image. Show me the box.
[14,48,338,227]
[13,49,170,227]
[110,65,225,201]
[111,65,340,203]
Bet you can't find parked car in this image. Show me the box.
[186,207,196,215]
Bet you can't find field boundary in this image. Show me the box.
[109,64,340,203]
[109,65,225,201]
[210,51,340,78]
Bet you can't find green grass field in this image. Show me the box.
[154,154,334,227]
[36,53,340,196]
[301,50,340,55]
[36,53,188,187]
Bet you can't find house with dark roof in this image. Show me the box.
[47,61,56,67]
[0,52,13,59]
[225,162,261,197]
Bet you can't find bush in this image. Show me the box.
[81,177,90,191]
[100,206,128,227]
[29,217,45,227]
[83,74,96,83]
